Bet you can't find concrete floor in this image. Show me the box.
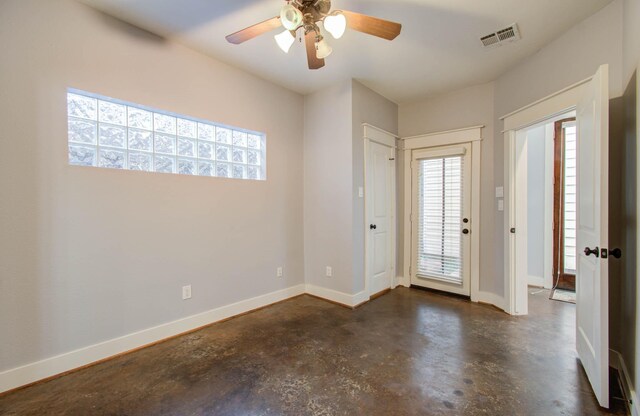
[0,287,628,415]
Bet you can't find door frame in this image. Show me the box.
[401,126,482,301]
[502,77,592,315]
[363,124,398,297]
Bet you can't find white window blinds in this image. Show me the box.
[417,156,464,284]
[563,124,577,272]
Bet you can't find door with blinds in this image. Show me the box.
[411,143,472,296]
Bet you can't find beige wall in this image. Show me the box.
[303,80,398,295]
[0,0,304,372]
[303,81,354,293]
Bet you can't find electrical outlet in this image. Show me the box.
[326,266,332,277]
[182,285,192,300]
[277,266,283,278]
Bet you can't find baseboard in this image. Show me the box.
[305,284,368,308]
[0,284,306,394]
[527,275,544,288]
[395,275,410,288]
[610,349,637,416]
[474,291,507,313]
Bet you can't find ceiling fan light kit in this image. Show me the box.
[226,0,402,70]
[274,29,296,53]
[323,12,347,39]
[314,36,333,59]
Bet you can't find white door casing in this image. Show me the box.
[575,64,609,408]
[410,143,472,296]
[364,125,397,298]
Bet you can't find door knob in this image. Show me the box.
[584,246,599,257]
[462,228,469,234]
[370,224,377,230]
[609,248,622,259]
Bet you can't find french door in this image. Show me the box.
[411,143,471,296]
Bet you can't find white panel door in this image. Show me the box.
[576,64,609,408]
[366,141,394,296]
[411,143,471,296]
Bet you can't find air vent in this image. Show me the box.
[480,23,521,49]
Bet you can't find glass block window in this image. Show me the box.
[67,89,266,180]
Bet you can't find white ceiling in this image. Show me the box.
[80,0,613,103]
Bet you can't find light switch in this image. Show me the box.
[498,199,504,211]
[358,187,364,198]
[495,187,504,198]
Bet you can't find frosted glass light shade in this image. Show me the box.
[280,4,303,30]
[315,38,332,59]
[324,13,346,39]
[274,30,295,53]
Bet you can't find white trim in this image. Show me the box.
[401,126,483,150]
[503,80,587,316]
[610,349,638,416]
[305,284,368,307]
[0,284,306,394]
[475,291,506,311]
[403,127,484,305]
[402,125,484,141]
[527,275,545,288]
[502,83,587,132]
[362,123,400,139]
[543,123,555,289]
[470,140,482,302]
[500,77,592,121]
[396,275,410,288]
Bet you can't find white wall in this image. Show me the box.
[398,82,496,292]
[0,0,304,374]
[303,81,353,294]
[351,81,398,293]
[525,125,548,286]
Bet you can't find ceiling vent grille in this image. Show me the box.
[480,23,520,49]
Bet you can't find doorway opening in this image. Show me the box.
[515,111,576,312]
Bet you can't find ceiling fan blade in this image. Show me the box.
[226,17,281,44]
[305,31,325,70]
[340,10,402,40]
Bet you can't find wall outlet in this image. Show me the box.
[498,199,504,211]
[277,266,283,278]
[182,285,192,300]
[326,266,333,277]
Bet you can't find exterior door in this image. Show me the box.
[366,140,394,297]
[576,64,609,408]
[411,143,471,296]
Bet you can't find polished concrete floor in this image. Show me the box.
[0,287,628,415]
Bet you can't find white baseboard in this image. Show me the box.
[0,284,306,394]
[305,284,368,307]
[527,275,545,288]
[610,349,637,416]
[396,275,410,288]
[474,291,507,313]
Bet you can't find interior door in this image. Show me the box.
[576,64,609,408]
[366,140,394,297]
[411,143,471,296]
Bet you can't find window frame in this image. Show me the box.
[66,88,266,181]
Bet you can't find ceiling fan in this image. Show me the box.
[225,0,402,70]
